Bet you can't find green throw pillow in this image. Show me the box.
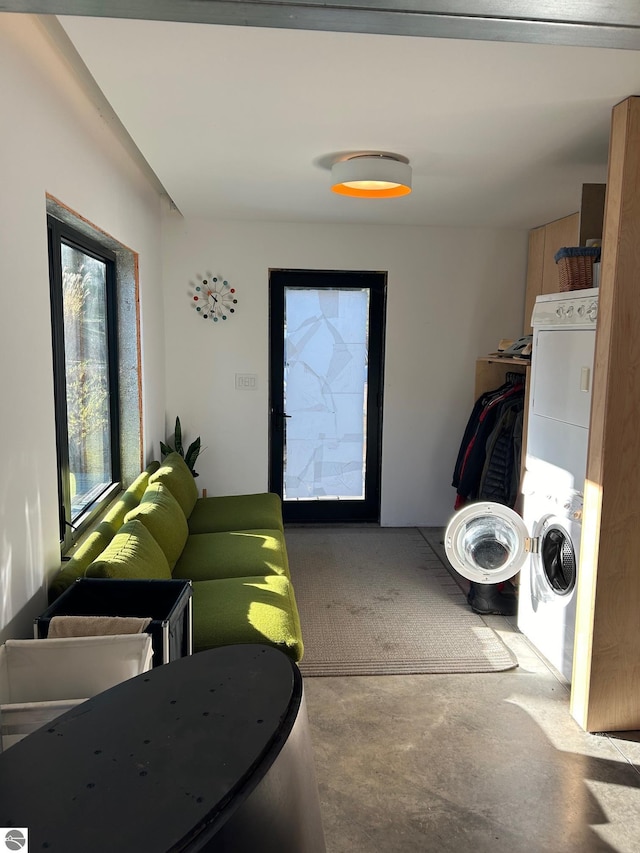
[149,451,198,518]
[86,519,171,580]
[125,483,188,569]
[125,468,153,503]
[49,529,114,601]
[50,469,157,601]
[99,494,138,538]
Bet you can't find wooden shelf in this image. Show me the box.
[474,356,529,400]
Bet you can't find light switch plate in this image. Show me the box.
[235,373,258,390]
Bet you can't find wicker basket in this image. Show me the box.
[554,246,601,292]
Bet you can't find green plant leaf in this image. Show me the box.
[160,441,173,458]
[174,416,184,457]
[185,437,201,470]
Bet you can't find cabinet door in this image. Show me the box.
[541,212,579,294]
[523,214,580,334]
[523,226,545,333]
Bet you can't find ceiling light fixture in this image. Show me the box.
[331,153,412,198]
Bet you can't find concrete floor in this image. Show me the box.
[302,532,640,853]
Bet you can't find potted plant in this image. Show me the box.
[161,416,203,478]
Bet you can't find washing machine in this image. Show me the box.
[445,288,599,682]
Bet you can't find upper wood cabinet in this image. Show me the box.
[522,184,606,333]
[523,213,579,332]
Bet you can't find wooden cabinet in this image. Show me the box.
[523,213,579,333]
[523,225,546,336]
[523,184,606,333]
[541,214,581,296]
[578,182,607,246]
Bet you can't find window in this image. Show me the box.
[48,215,121,550]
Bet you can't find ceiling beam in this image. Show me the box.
[2,1,640,50]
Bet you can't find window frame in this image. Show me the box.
[48,214,122,551]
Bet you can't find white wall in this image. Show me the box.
[162,214,529,526]
[0,14,165,641]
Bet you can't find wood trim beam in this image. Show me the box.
[571,96,640,732]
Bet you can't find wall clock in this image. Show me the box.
[192,276,238,322]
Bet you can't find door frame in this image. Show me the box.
[268,268,387,523]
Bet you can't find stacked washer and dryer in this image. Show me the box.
[445,287,599,682]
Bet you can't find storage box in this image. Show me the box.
[1,634,153,750]
[554,246,601,291]
[35,578,193,666]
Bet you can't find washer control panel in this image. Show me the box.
[531,288,599,328]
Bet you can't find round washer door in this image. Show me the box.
[531,515,578,604]
[445,502,529,584]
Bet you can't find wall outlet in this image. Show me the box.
[235,373,258,391]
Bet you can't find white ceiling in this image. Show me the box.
[55,14,640,229]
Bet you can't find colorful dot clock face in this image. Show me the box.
[192,276,237,322]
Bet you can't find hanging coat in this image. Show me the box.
[478,402,524,507]
[452,380,525,508]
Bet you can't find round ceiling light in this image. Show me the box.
[331,154,412,198]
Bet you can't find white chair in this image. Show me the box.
[0,634,153,751]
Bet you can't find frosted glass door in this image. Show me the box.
[269,269,385,523]
[283,287,369,500]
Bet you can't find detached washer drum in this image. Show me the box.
[445,502,529,585]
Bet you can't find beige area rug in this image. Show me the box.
[286,527,517,676]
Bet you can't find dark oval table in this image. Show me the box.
[0,644,326,853]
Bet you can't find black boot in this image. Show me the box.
[467,582,517,616]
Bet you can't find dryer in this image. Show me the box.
[445,288,599,682]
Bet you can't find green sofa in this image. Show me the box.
[50,453,304,662]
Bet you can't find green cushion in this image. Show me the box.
[125,468,153,502]
[97,471,152,537]
[49,529,114,600]
[125,482,188,569]
[187,492,284,535]
[149,452,198,518]
[173,529,288,582]
[49,470,152,601]
[191,575,303,661]
[99,494,139,538]
[86,519,172,580]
